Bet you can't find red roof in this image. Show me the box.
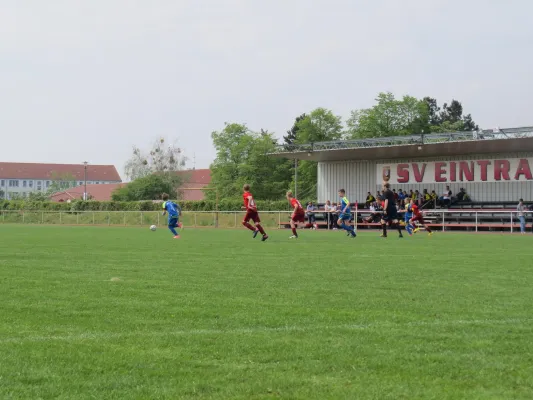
[50,183,126,202]
[0,162,121,181]
[175,169,211,185]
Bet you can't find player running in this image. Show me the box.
[408,199,433,236]
[162,193,182,239]
[337,189,356,238]
[286,191,307,239]
[381,182,403,238]
[404,202,414,235]
[242,184,269,241]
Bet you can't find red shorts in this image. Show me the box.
[244,209,260,224]
[411,215,425,225]
[291,211,305,223]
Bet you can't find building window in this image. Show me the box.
[37,181,42,191]
[23,180,27,187]
[95,181,100,184]
[29,180,33,188]
[0,180,4,187]
[78,182,83,186]
[9,180,19,187]
[46,181,50,188]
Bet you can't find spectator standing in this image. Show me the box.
[398,189,406,207]
[306,202,317,229]
[324,200,336,229]
[517,199,527,234]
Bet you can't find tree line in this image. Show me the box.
[206,93,478,201]
[108,92,478,203]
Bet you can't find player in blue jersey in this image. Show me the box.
[404,202,414,235]
[161,193,182,239]
[337,189,356,238]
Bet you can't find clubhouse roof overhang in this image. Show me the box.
[267,127,533,162]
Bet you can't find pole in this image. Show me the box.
[294,159,298,199]
[83,161,88,201]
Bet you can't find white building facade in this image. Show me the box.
[0,163,122,200]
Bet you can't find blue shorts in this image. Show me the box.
[404,214,412,223]
[168,216,179,227]
[338,213,351,221]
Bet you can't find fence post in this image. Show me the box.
[442,211,445,232]
[510,211,513,233]
[77,213,79,225]
[124,212,126,226]
[23,211,25,224]
[141,212,143,226]
[59,212,62,224]
[234,212,237,228]
[475,212,478,232]
[41,212,44,224]
[93,212,95,225]
[157,212,160,226]
[194,213,197,227]
[213,213,216,228]
[278,212,281,229]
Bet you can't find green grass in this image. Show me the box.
[0,225,532,400]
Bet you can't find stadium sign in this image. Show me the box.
[376,158,533,184]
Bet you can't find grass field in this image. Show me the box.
[1,225,532,399]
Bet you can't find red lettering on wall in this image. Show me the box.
[459,161,474,182]
[412,163,427,183]
[397,164,409,183]
[476,160,491,181]
[449,162,457,182]
[514,159,533,180]
[494,160,510,181]
[434,162,447,182]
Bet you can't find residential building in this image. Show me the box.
[176,169,212,201]
[50,183,127,202]
[0,162,121,200]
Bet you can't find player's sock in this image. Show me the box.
[256,224,266,235]
[242,222,256,232]
[169,226,178,236]
[426,226,432,233]
[340,222,349,232]
[291,227,298,236]
[382,224,387,237]
[395,223,403,236]
[406,224,412,234]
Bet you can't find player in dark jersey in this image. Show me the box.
[380,182,403,238]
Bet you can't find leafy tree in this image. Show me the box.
[294,108,344,143]
[124,138,186,180]
[422,97,479,132]
[347,92,429,138]
[283,114,306,145]
[112,174,181,201]
[29,192,49,201]
[208,123,292,200]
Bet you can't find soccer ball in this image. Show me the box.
[150,225,157,231]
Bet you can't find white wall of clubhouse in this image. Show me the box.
[376,157,533,185]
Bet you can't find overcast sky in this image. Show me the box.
[2,0,532,179]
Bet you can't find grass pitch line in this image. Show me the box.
[1,317,531,345]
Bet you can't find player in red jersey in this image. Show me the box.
[286,191,307,239]
[242,184,268,241]
[408,199,433,236]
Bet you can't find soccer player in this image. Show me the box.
[381,182,403,238]
[161,193,182,239]
[242,184,269,241]
[337,189,356,238]
[404,202,414,235]
[408,199,433,236]
[286,191,306,238]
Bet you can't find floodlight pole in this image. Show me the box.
[83,161,88,200]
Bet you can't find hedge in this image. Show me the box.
[0,199,315,212]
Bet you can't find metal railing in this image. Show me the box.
[0,209,529,232]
